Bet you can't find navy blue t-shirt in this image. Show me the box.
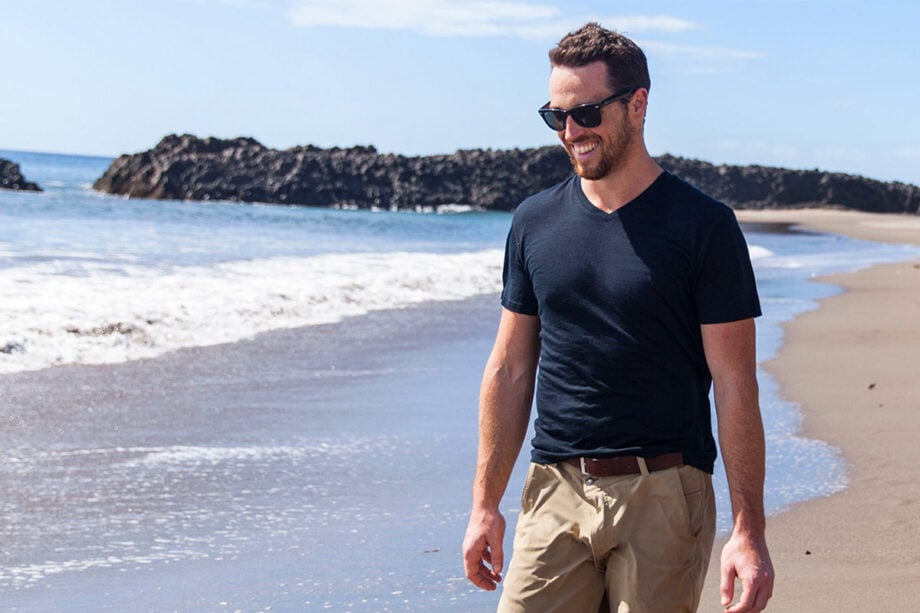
[501,172,761,473]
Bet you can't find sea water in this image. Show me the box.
[1,150,918,610]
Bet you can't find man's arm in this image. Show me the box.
[702,318,775,613]
[462,307,541,591]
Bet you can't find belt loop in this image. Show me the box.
[637,457,650,476]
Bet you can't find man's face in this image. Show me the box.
[547,61,636,181]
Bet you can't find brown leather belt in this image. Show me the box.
[564,452,684,477]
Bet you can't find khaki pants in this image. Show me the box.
[497,461,716,613]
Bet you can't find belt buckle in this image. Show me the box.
[580,457,589,476]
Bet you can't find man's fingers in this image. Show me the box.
[463,557,493,590]
[742,574,773,613]
[464,554,501,591]
[490,537,504,576]
[481,547,503,582]
[470,563,500,590]
[725,579,755,612]
[479,529,504,576]
[463,533,502,591]
[753,586,772,612]
[725,576,773,613]
[462,509,506,591]
[720,564,736,606]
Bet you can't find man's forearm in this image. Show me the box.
[704,319,774,611]
[463,314,539,591]
[471,358,535,510]
[703,319,767,534]
[716,386,767,535]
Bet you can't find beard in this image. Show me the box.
[565,114,634,181]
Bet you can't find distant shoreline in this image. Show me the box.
[0,148,115,162]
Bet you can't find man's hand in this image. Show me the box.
[462,506,506,590]
[720,531,774,612]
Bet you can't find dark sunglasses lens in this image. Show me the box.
[569,106,602,128]
[540,109,567,131]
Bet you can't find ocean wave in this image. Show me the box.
[0,249,504,374]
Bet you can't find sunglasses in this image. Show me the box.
[538,86,640,131]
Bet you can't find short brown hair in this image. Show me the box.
[548,22,650,92]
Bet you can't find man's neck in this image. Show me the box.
[580,153,663,214]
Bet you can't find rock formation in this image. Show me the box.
[0,158,41,192]
[657,154,920,215]
[93,134,920,214]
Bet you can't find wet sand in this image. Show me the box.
[700,209,920,610]
[0,294,505,611]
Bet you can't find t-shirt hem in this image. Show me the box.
[500,295,538,316]
[698,307,763,325]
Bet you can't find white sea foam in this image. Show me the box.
[120,444,309,468]
[3,442,361,470]
[0,249,504,374]
[748,244,774,259]
[0,550,210,590]
[3,234,912,376]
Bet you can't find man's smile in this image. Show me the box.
[571,141,599,156]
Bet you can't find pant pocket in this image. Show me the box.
[519,462,564,517]
[519,463,538,514]
[677,464,713,539]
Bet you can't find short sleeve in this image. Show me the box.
[500,221,539,315]
[694,210,762,324]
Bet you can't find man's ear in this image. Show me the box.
[631,88,649,116]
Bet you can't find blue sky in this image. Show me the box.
[2,1,919,185]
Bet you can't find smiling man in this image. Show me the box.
[462,22,774,613]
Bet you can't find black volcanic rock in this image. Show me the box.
[656,154,920,215]
[0,158,41,192]
[93,134,571,211]
[93,134,920,214]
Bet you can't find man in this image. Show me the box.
[462,23,774,612]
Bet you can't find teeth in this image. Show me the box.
[572,142,598,155]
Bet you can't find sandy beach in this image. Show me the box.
[700,209,920,610]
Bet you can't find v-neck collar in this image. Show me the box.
[574,172,670,221]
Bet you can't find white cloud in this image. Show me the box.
[715,139,802,164]
[287,0,554,36]
[606,16,697,34]
[897,148,920,161]
[814,144,870,164]
[286,0,696,39]
[283,1,763,71]
[644,42,763,61]
[193,0,272,8]
[641,41,764,73]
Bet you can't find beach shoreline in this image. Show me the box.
[4,200,919,609]
[700,209,920,610]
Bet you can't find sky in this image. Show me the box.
[2,0,919,185]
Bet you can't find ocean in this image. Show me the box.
[1,150,918,611]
